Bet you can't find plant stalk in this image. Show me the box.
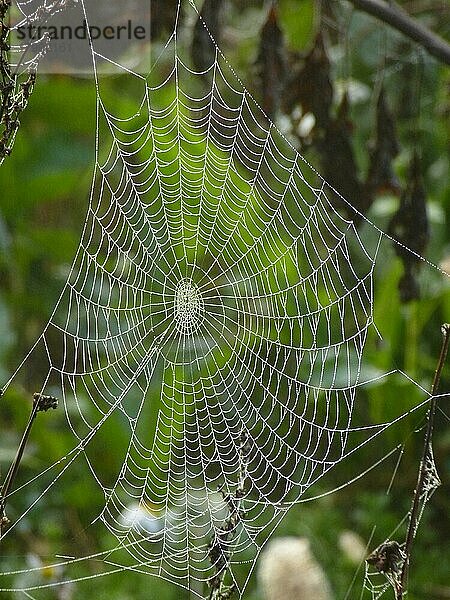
[398,323,450,598]
[0,393,58,541]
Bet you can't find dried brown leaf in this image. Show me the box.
[366,87,401,197]
[256,4,286,120]
[388,152,430,302]
[191,0,224,73]
[282,31,332,130]
[320,93,368,220]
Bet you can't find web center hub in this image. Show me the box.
[174,278,204,334]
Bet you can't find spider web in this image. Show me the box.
[1,1,447,598]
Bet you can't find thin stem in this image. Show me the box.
[0,404,37,540]
[0,393,58,541]
[398,323,450,598]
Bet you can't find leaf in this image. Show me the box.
[320,92,367,220]
[150,0,179,41]
[191,0,224,72]
[366,87,401,197]
[255,4,286,119]
[282,31,332,129]
[278,0,315,51]
[388,152,430,302]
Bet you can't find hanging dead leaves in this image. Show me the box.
[320,92,367,221]
[183,3,432,302]
[282,29,368,220]
[283,31,333,131]
[388,152,430,302]
[192,0,224,73]
[149,0,178,41]
[255,5,286,120]
[366,87,401,198]
[252,8,430,301]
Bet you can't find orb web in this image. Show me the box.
[0,1,446,598]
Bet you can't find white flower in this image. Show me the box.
[258,537,333,600]
[338,530,367,564]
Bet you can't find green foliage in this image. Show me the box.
[278,0,315,51]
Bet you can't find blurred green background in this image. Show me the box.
[0,1,449,598]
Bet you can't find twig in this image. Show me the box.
[398,323,450,598]
[207,430,250,600]
[346,0,450,65]
[0,392,58,541]
[366,324,449,598]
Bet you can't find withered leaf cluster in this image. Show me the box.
[253,9,430,301]
[150,0,179,41]
[388,152,429,302]
[192,0,224,73]
[283,31,332,130]
[158,3,431,302]
[366,87,401,197]
[255,5,286,120]
[0,0,36,161]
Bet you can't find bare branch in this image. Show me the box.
[399,324,450,597]
[0,393,58,541]
[347,0,450,65]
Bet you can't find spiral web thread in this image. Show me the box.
[0,1,447,598]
